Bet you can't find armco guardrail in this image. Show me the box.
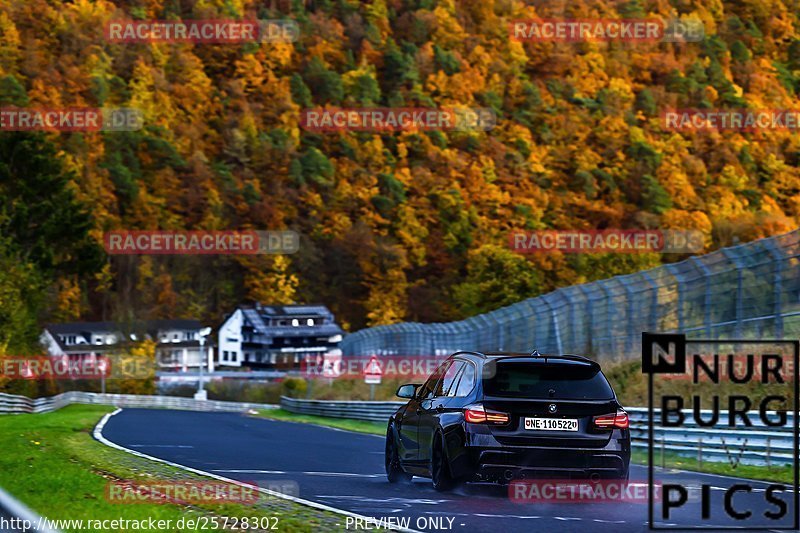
[281,396,404,423]
[0,391,278,415]
[628,408,795,467]
[281,398,794,467]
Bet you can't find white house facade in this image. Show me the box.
[41,320,211,372]
[216,304,343,369]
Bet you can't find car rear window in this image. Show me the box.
[483,360,614,400]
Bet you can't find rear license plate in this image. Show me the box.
[524,418,578,431]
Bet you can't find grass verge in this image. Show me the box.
[0,405,353,532]
[253,409,386,436]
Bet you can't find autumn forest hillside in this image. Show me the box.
[1,0,799,352]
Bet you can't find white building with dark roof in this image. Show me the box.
[41,319,211,372]
[217,304,343,369]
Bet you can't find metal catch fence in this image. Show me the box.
[341,231,800,362]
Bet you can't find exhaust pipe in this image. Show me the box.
[590,473,601,483]
[504,470,515,481]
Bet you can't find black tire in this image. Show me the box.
[386,427,412,483]
[431,432,455,492]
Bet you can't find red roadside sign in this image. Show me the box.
[364,355,382,384]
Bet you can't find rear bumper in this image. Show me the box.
[448,428,630,481]
[475,448,628,481]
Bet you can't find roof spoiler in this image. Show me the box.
[525,351,600,366]
[554,354,600,366]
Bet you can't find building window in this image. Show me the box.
[291,319,299,327]
[307,318,314,326]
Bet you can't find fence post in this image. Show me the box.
[690,256,713,338]
[564,287,581,352]
[623,276,636,356]
[665,264,684,332]
[697,437,703,469]
[495,311,505,351]
[578,285,595,355]
[765,240,785,338]
[722,249,745,338]
[766,436,771,469]
[641,271,660,332]
[597,280,617,359]
[541,294,563,354]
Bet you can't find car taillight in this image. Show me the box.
[594,410,629,429]
[464,404,509,424]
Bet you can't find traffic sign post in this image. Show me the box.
[364,355,382,401]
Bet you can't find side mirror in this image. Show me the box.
[396,384,419,399]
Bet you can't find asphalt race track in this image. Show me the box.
[101,409,797,533]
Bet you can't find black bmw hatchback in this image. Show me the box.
[385,351,630,491]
